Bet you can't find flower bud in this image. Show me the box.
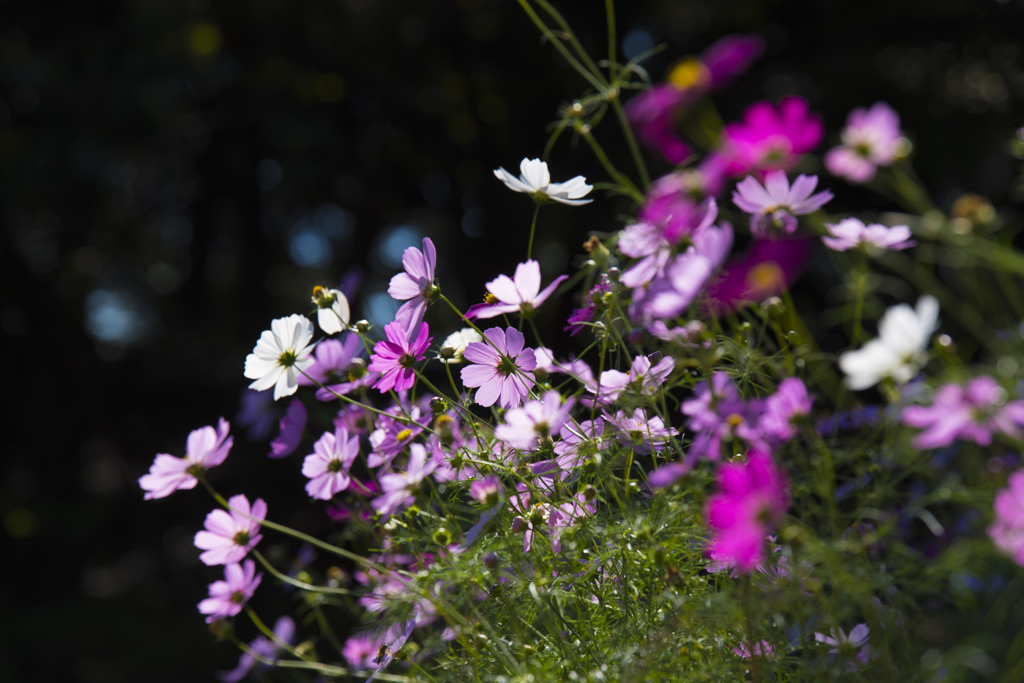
[432,527,452,546]
[606,267,621,283]
[483,552,499,568]
[430,396,449,414]
[354,320,372,333]
[511,516,527,533]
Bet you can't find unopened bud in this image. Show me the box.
[606,267,621,283]
[511,516,527,533]
[432,527,452,546]
[354,320,372,333]
[430,396,449,414]
[483,552,499,568]
[760,296,785,317]
[583,485,597,501]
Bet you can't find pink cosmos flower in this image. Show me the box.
[388,237,438,338]
[720,97,824,176]
[825,102,903,184]
[217,616,295,682]
[705,450,789,572]
[682,372,767,463]
[495,390,575,450]
[368,400,431,467]
[343,632,382,670]
[469,475,503,505]
[460,327,537,409]
[989,469,1024,566]
[565,280,610,336]
[703,236,815,315]
[194,494,267,566]
[589,354,675,404]
[302,426,360,500]
[732,170,833,237]
[296,333,365,392]
[268,398,306,459]
[471,260,567,320]
[626,34,764,164]
[552,418,608,471]
[372,443,438,517]
[604,408,679,454]
[821,218,915,252]
[759,377,813,443]
[197,559,262,623]
[734,640,776,660]
[368,321,432,393]
[901,376,1024,449]
[139,418,233,500]
[619,194,719,288]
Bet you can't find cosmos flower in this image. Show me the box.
[302,426,360,500]
[821,218,915,252]
[838,295,939,390]
[588,354,675,404]
[473,260,568,320]
[311,286,350,335]
[371,444,437,517]
[495,391,575,450]
[244,314,317,401]
[469,475,503,505]
[388,237,438,337]
[989,469,1024,566]
[368,321,432,393]
[814,624,872,669]
[216,617,295,682]
[437,328,483,364]
[825,102,904,184]
[681,372,767,462]
[603,408,678,453]
[902,375,1024,449]
[197,559,262,623]
[720,97,824,177]
[759,377,813,443]
[705,450,789,572]
[139,418,233,500]
[460,326,537,409]
[732,170,833,237]
[703,236,815,315]
[297,334,364,388]
[194,494,266,566]
[268,398,306,459]
[493,158,593,205]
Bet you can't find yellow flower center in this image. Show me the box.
[668,59,710,90]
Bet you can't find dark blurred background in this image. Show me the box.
[2,0,1024,680]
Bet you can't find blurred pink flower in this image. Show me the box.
[990,469,1024,566]
[822,218,915,252]
[732,170,832,237]
[720,97,824,177]
[902,376,1024,449]
[139,418,233,500]
[268,398,306,459]
[825,102,903,183]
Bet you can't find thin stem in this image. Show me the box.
[611,97,650,190]
[741,577,762,683]
[514,0,607,92]
[851,252,868,343]
[604,0,617,83]
[246,607,311,661]
[228,637,413,683]
[526,203,541,260]
[252,549,351,595]
[579,125,643,202]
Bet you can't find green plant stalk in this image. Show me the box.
[527,203,541,260]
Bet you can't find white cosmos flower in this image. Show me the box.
[494,158,593,206]
[437,327,482,364]
[244,314,317,400]
[839,295,939,390]
[311,286,350,335]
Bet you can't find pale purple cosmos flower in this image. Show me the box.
[547,492,597,554]
[460,327,537,409]
[619,194,719,289]
[244,314,317,401]
[682,373,767,463]
[590,354,675,404]
[815,624,872,669]
[366,618,416,682]
[626,35,764,164]
[469,475,503,505]
[825,102,903,183]
[565,279,610,336]
[706,449,789,572]
[343,632,381,670]
[296,333,364,392]
[472,260,568,320]
[734,640,776,660]
[372,443,438,517]
[552,418,608,471]
[198,559,262,623]
[388,237,438,338]
[368,399,431,467]
[268,398,306,459]
[648,462,690,489]
[216,616,295,682]
[368,321,432,393]
[139,418,233,500]
[732,170,833,237]
[604,408,678,454]
[496,391,575,450]
[236,390,276,441]
[720,97,824,176]
[648,320,706,345]
[194,494,266,566]
[989,469,1024,566]
[822,218,915,252]
[902,376,1024,449]
[759,378,813,443]
[493,158,593,206]
[302,426,360,500]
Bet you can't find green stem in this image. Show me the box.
[604,0,617,82]
[527,203,541,260]
[252,549,351,595]
[514,0,607,92]
[851,252,868,344]
[246,607,311,661]
[611,97,650,190]
[579,125,643,202]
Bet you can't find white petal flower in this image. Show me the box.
[244,314,317,400]
[437,328,483,364]
[311,287,350,335]
[493,158,593,206]
[838,296,938,390]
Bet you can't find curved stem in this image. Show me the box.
[252,549,351,595]
[527,203,541,260]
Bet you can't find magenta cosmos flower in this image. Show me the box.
[822,218,915,252]
[198,559,263,623]
[720,97,824,176]
[706,449,789,572]
[703,236,815,315]
[139,418,233,500]
[388,237,438,338]
[902,376,1024,449]
[825,102,903,184]
[302,426,360,500]
[368,321,432,393]
[471,260,567,320]
[626,34,764,164]
[194,494,266,566]
[460,326,537,409]
[989,469,1024,566]
[495,390,575,450]
[732,170,833,237]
